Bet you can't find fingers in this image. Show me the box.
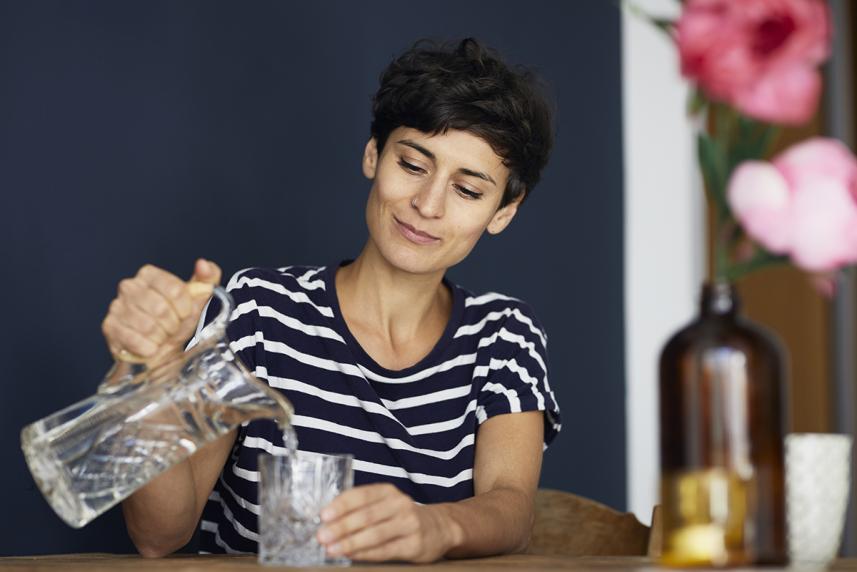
[321,483,400,522]
[137,264,194,320]
[110,297,171,345]
[120,277,183,333]
[318,484,424,561]
[103,261,222,362]
[316,485,451,563]
[105,279,179,360]
[318,494,408,546]
[102,312,160,359]
[324,513,416,560]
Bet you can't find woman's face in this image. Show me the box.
[362,126,521,276]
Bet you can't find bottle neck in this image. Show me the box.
[700,281,740,318]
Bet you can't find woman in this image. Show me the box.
[102,38,561,562]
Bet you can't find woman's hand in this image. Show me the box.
[316,483,461,563]
[101,258,221,364]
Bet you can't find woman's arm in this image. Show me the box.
[316,410,544,562]
[122,429,237,557]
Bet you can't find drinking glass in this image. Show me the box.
[258,451,353,567]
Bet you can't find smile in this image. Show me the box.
[394,217,440,245]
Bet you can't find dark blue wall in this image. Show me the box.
[0,0,624,556]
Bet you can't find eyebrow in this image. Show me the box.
[397,139,497,186]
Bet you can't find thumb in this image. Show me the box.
[191,258,223,288]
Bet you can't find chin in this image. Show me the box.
[387,251,442,275]
[376,241,448,276]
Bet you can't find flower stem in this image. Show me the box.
[722,251,789,282]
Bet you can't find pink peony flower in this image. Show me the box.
[727,138,857,272]
[677,0,831,125]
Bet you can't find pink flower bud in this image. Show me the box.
[728,138,857,272]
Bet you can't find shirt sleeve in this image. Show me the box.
[475,300,561,447]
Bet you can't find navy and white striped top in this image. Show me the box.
[195,263,561,554]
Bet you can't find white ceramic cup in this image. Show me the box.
[785,433,852,566]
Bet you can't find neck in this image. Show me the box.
[336,242,451,346]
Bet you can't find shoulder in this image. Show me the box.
[219,264,333,320]
[225,265,325,290]
[224,265,327,298]
[456,285,548,349]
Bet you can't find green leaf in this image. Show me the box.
[722,250,789,282]
[757,124,780,158]
[727,116,757,175]
[650,18,675,34]
[687,89,707,116]
[713,102,736,144]
[621,1,676,37]
[697,132,729,218]
[733,115,778,162]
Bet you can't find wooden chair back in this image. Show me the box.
[527,488,655,557]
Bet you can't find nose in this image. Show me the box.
[411,176,445,218]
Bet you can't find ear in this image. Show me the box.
[362,138,379,180]
[486,194,524,235]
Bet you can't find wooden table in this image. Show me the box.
[0,554,636,571]
[2,555,857,572]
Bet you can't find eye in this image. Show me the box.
[454,185,483,200]
[398,158,425,175]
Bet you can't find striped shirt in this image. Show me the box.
[195,263,561,554]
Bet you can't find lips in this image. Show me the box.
[394,216,440,245]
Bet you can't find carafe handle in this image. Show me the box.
[97,284,233,395]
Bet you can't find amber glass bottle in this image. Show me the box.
[659,282,787,566]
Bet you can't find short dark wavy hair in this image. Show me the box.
[370,38,554,207]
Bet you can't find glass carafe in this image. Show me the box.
[20,286,293,529]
